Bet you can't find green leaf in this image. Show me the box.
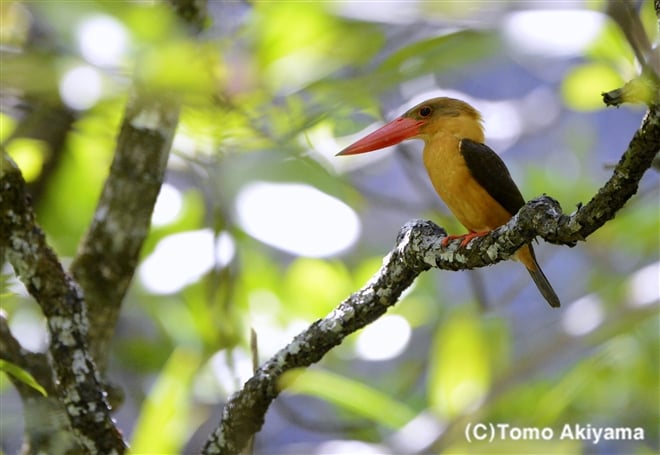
[586,20,635,68]
[283,258,353,320]
[248,2,384,92]
[135,40,219,101]
[37,101,120,255]
[281,368,416,429]
[375,30,499,84]
[0,359,48,396]
[5,138,49,182]
[131,348,203,454]
[561,63,624,111]
[428,307,491,419]
[0,113,16,142]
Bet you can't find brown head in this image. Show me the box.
[337,97,484,156]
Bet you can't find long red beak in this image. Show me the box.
[336,117,424,156]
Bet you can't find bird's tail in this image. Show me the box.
[527,263,561,308]
[516,245,561,308]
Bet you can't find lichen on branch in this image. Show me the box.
[0,153,127,454]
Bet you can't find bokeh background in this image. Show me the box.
[1,1,658,454]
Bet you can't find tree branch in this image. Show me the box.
[0,153,127,454]
[0,1,208,453]
[202,103,659,455]
[69,0,208,374]
[69,92,179,371]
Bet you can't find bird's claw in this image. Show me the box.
[441,231,490,248]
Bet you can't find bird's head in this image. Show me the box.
[336,97,483,156]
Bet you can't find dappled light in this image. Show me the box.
[628,261,660,307]
[354,314,412,361]
[76,14,129,68]
[503,10,606,57]
[6,308,46,353]
[151,183,183,226]
[235,181,361,257]
[207,348,254,397]
[58,65,103,110]
[562,294,605,337]
[139,230,235,294]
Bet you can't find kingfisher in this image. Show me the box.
[337,97,560,308]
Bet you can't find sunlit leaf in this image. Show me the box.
[135,40,219,101]
[561,63,624,111]
[5,138,49,182]
[587,20,635,70]
[640,0,659,43]
[281,368,416,429]
[283,258,353,319]
[121,2,178,43]
[428,307,491,419]
[37,103,118,254]
[0,113,16,142]
[131,347,203,454]
[248,2,384,92]
[0,360,47,397]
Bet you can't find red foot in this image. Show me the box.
[441,231,490,247]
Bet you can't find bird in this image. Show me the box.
[337,97,560,308]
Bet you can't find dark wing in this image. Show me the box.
[459,138,526,216]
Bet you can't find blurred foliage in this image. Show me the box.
[131,347,203,454]
[281,368,416,429]
[1,1,658,454]
[562,62,624,110]
[428,308,504,419]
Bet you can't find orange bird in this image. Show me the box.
[337,97,560,308]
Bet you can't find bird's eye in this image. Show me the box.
[419,106,432,117]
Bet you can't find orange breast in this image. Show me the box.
[422,136,513,232]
